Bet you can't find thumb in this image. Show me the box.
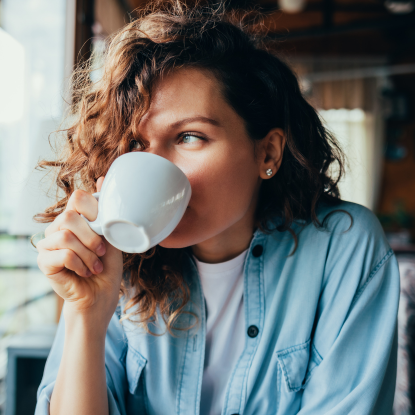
[96,176,105,192]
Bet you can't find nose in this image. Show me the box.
[146,148,170,162]
[142,147,189,183]
[143,143,177,167]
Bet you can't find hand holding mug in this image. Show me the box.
[36,152,191,325]
[36,177,124,324]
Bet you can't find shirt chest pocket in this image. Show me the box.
[275,338,322,393]
[125,345,147,394]
[125,345,148,414]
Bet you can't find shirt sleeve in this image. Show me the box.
[35,305,128,415]
[299,208,400,414]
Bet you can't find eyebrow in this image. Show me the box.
[168,116,222,129]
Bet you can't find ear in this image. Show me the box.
[257,128,286,179]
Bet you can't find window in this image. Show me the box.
[0,0,66,409]
[319,108,383,210]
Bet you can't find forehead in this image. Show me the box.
[140,67,228,125]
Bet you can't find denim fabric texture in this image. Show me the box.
[35,201,400,415]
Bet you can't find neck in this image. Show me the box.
[191,179,262,264]
[191,211,258,264]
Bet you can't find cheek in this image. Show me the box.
[159,155,259,248]
[186,150,259,214]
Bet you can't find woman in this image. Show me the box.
[34,1,400,414]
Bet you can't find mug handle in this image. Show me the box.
[80,192,104,235]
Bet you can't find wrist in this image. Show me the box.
[63,303,111,339]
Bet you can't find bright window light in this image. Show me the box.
[319,108,374,209]
[0,28,25,124]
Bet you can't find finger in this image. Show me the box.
[36,229,104,275]
[45,189,98,237]
[96,176,105,192]
[38,248,92,279]
[66,189,99,222]
[44,210,106,257]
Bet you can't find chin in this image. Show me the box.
[158,212,197,249]
[158,233,193,249]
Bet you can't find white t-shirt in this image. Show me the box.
[194,249,248,415]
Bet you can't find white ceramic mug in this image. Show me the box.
[81,152,192,253]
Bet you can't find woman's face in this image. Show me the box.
[135,67,264,250]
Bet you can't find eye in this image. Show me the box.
[130,140,141,150]
[179,133,204,145]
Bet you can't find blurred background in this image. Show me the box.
[0,0,415,413]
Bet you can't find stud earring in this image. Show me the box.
[266,168,273,176]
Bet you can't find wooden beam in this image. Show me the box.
[305,3,389,13]
[265,13,415,40]
[74,0,95,66]
[126,0,149,12]
[323,0,334,29]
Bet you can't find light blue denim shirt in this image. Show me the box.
[35,201,400,415]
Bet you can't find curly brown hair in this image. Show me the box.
[33,0,345,335]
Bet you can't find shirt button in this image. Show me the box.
[247,325,259,338]
[252,244,263,257]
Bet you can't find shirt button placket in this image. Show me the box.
[247,246,261,338]
[249,244,262,339]
[252,244,263,258]
[227,242,263,415]
[247,325,259,338]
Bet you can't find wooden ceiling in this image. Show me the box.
[124,0,407,31]
[115,0,415,60]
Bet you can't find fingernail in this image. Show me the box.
[94,260,104,274]
[85,269,92,277]
[96,242,106,256]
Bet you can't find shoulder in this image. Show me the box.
[269,199,391,256]
[264,200,393,290]
[290,200,389,251]
[266,200,386,246]
[316,200,390,259]
[316,200,383,235]
[311,200,393,291]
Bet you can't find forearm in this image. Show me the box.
[50,310,109,415]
